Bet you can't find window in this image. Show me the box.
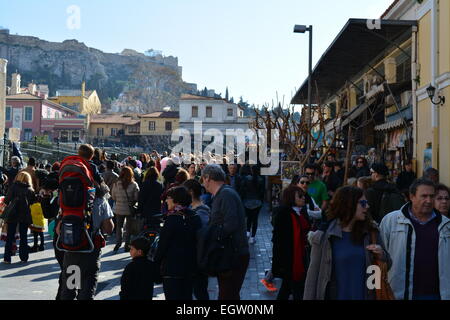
[60,131,68,143]
[192,106,198,117]
[55,112,60,119]
[111,128,117,136]
[227,108,233,117]
[149,121,156,131]
[165,121,172,131]
[206,106,212,118]
[72,131,80,142]
[5,106,11,121]
[24,106,33,121]
[24,129,33,141]
[97,128,104,136]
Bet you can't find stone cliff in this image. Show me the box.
[0,34,191,112]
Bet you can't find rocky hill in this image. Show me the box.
[0,33,192,112]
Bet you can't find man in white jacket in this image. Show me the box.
[380,178,450,300]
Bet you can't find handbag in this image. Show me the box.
[370,231,395,300]
[124,186,138,217]
[0,197,19,221]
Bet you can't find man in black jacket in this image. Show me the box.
[202,164,249,300]
[366,163,405,223]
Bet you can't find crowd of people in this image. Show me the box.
[0,145,449,301]
[265,154,450,300]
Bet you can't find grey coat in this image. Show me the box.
[303,219,391,300]
[209,184,249,256]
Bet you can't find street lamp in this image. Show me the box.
[426,84,446,106]
[294,24,313,151]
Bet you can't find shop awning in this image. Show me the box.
[374,118,408,131]
[291,19,417,105]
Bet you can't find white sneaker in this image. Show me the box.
[246,231,251,238]
[249,237,255,244]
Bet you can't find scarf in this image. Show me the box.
[291,208,310,281]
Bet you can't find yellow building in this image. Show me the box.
[382,0,450,181]
[49,81,101,115]
[140,111,179,135]
[88,114,140,138]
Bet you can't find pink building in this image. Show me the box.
[5,93,86,142]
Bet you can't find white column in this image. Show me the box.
[0,59,7,167]
[0,59,7,138]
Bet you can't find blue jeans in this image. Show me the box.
[4,222,29,262]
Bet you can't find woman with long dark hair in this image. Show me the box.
[111,166,140,252]
[137,167,163,222]
[272,185,310,300]
[240,165,265,244]
[304,186,391,300]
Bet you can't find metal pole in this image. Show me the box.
[307,25,313,151]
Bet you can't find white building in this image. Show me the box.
[179,94,251,135]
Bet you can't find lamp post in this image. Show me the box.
[294,24,313,151]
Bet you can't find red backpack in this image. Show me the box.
[56,156,96,253]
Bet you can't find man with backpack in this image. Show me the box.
[366,163,406,223]
[56,144,114,300]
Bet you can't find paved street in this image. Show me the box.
[0,204,279,300]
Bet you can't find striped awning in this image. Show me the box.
[374,118,406,131]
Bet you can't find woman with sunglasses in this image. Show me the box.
[304,186,391,300]
[272,185,311,300]
[291,175,322,222]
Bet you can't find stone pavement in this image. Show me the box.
[0,203,279,300]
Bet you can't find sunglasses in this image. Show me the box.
[305,172,315,176]
[359,199,369,208]
[299,181,310,185]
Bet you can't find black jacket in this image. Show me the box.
[366,179,399,223]
[155,208,201,278]
[239,175,265,201]
[272,205,310,279]
[355,166,371,178]
[138,179,163,217]
[5,181,36,224]
[120,256,161,300]
[396,171,416,192]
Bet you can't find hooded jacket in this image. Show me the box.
[379,203,450,300]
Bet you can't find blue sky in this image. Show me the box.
[1,0,393,107]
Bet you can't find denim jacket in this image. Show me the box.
[379,203,450,300]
